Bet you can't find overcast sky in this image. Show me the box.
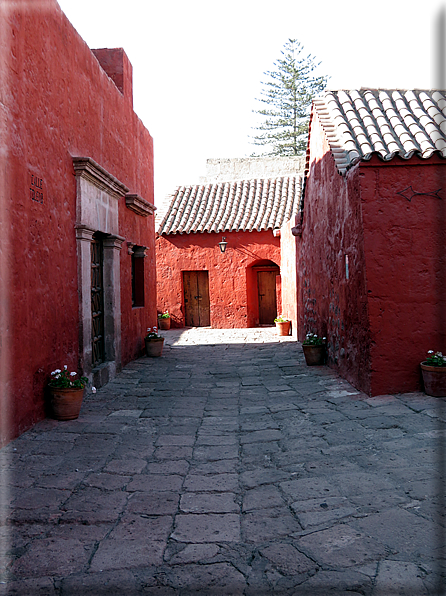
[57,0,445,206]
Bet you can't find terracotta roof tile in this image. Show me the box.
[158,176,303,235]
[313,89,446,174]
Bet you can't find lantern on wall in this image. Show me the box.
[218,237,228,253]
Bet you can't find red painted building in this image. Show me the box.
[156,160,303,330]
[297,89,446,396]
[0,1,156,444]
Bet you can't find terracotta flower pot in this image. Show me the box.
[420,363,446,397]
[275,320,291,336]
[158,317,171,330]
[302,344,325,366]
[145,337,164,357]
[49,386,85,420]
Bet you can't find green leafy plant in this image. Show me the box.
[274,315,289,323]
[302,333,326,346]
[145,326,162,340]
[49,366,88,389]
[424,351,446,367]
[158,311,170,319]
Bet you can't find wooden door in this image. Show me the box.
[257,270,277,325]
[91,235,105,366]
[183,271,210,327]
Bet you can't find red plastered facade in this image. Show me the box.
[1,0,156,444]
[299,113,446,396]
[360,154,446,395]
[156,230,282,329]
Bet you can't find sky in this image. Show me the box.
[57,0,445,206]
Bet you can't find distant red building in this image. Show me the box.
[156,158,303,330]
[0,1,156,444]
[297,89,446,396]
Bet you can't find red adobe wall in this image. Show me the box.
[360,154,446,395]
[1,0,155,445]
[300,111,446,396]
[298,113,372,393]
[156,230,281,328]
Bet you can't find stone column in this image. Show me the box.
[75,224,95,376]
[102,235,125,377]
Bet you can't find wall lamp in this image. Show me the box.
[218,237,228,253]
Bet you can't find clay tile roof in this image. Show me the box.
[313,89,446,174]
[158,176,303,235]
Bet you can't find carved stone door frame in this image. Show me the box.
[73,157,127,388]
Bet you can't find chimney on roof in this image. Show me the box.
[92,48,133,107]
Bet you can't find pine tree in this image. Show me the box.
[251,39,328,156]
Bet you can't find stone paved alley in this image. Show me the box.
[0,328,445,595]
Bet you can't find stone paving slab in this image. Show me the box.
[0,327,445,595]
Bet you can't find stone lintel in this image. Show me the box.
[75,225,125,249]
[125,193,156,217]
[72,157,129,200]
[127,242,148,257]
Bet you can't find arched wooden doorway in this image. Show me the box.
[249,260,280,326]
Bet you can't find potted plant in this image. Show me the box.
[302,333,326,365]
[420,351,446,397]
[48,366,89,420]
[157,311,171,330]
[145,326,165,357]
[274,315,291,336]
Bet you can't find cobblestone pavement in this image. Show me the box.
[0,328,445,595]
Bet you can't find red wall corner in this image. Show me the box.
[92,47,133,106]
[298,112,372,394]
